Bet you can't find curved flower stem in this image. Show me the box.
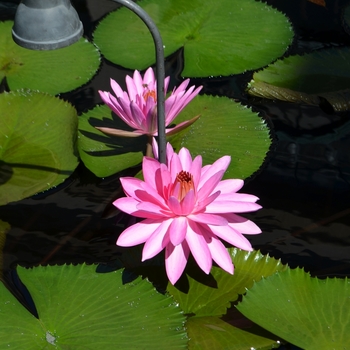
[111,0,166,164]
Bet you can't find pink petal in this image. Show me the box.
[126,74,139,101]
[152,137,159,160]
[223,213,262,234]
[115,197,164,219]
[194,191,220,212]
[164,76,170,93]
[168,196,182,216]
[187,213,228,226]
[165,116,200,137]
[95,127,144,138]
[208,224,253,251]
[206,234,234,274]
[165,241,190,285]
[113,197,139,215]
[173,79,190,93]
[142,157,161,189]
[110,79,125,98]
[190,155,202,188]
[166,142,175,166]
[143,67,155,85]
[215,179,244,194]
[178,147,192,172]
[168,216,188,246]
[198,156,231,190]
[136,201,171,218]
[166,85,202,122]
[180,189,195,215]
[119,177,144,197]
[205,200,262,213]
[218,193,260,203]
[197,170,225,203]
[169,152,182,182]
[186,220,212,274]
[116,219,162,246]
[130,101,147,130]
[142,218,172,260]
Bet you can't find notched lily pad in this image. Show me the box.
[187,316,280,350]
[0,90,78,205]
[247,47,350,111]
[93,0,293,77]
[237,268,350,349]
[0,264,187,349]
[0,21,100,94]
[167,248,287,317]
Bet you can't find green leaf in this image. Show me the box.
[167,249,287,317]
[0,91,78,205]
[0,264,187,349]
[237,268,350,349]
[187,316,280,350]
[0,21,100,94]
[247,47,350,110]
[93,0,293,77]
[78,105,146,177]
[169,95,271,180]
[80,95,271,179]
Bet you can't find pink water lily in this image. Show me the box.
[97,68,202,137]
[114,143,262,285]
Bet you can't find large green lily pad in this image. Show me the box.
[0,91,78,205]
[78,94,271,179]
[237,268,350,349]
[167,248,287,317]
[93,0,293,77]
[166,249,286,349]
[187,316,280,350]
[0,264,187,349]
[247,47,350,111]
[0,21,100,94]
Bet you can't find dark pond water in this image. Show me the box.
[1,0,350,349]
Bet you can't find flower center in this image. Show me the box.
[143,88,157,102]
[174,171,194,201]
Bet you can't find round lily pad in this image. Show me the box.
[93,0,293,77]
[247,47,350,111]
[0,264,187,349]
[237,268,350,349]
[0,91,78,205]
[0,21,100,94]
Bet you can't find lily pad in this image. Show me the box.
[93,0,293,77]
[78,104,146,177]
[79,95,271,179]
[0,91,78,205]
[187,316,280,350]
[169,94,271,180]
[0,21,100,94]
[247,47,350,110]
[237,268,350,349]
[167,248,287,317]
[0,264,187,349]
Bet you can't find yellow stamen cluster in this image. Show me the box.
[143,89,157,102]
[175,171,194,201]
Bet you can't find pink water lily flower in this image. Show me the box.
[114,143,262,285]
[97,68,202,137]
